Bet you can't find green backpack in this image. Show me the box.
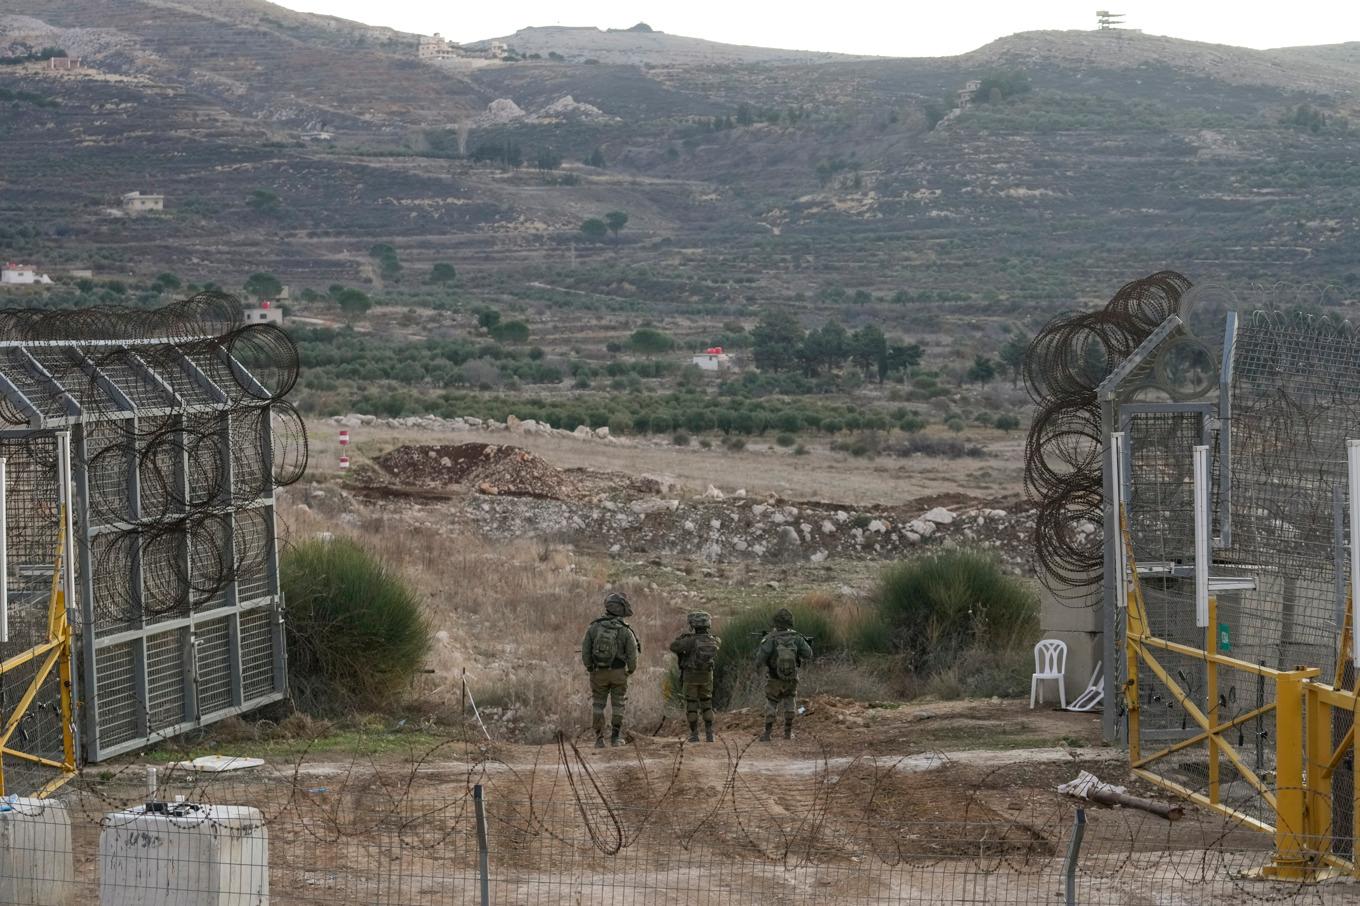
[591,619,623,669]
[688,634,719,672]
[772,632,800,680]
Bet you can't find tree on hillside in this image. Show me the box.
[605,211,629,238]
[490,319,530,344]
[752,311,805,373]
[999,332,1028,387]
[244,272,282,299]
[334,288,372,323]
[475,308,501,330]
[966,355,997,386]
[973,71,1031,104]
[629,327,674,355]
[799,320,848,376]
[153,272,181,292]
[536,147,563,171]
[585,147,606,168]
[369,244,400,278]
[850,325,889,382]
[886,342,923,378]
[247,189,280,214]
[580,218,609,242]
[429,262,457,284]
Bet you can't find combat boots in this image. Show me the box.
[594,734,605,749]
[687,719,700,743]
[759,720,773,742]
[783,716,794,740]
[704,721,714,743]
[610,727,622,747]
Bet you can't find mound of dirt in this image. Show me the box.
[375,443,577,500]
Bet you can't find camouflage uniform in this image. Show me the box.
[581,593,640,747]
[669,611,721,743]
[754,608,813,741]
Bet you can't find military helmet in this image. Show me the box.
[687,611,712,630]
[773,607,794,629]
[604,591,632,617]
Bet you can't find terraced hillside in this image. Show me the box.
[2,1,1359,304]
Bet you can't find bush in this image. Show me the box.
[281,538,430,711]
[857,549,1038,675]
[672,431,690,447]
[775,432,796,447]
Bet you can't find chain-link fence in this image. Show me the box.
[4,767,1359,904]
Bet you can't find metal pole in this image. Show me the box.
[0,456,7,644]
[474,783,490,906]
[1193,445,1211,628]
[1110,433,1127,611]
[1348,440,1360,662]
[1064,807,1087,905]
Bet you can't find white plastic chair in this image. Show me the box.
[1065,661,1103,712]
[1030,639,1067,709]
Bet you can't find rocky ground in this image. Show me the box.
[311,414,1042,573]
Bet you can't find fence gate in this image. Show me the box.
[0,319,298,774]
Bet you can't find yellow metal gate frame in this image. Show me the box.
[0,508,76,798]
[1123,520,1360,880]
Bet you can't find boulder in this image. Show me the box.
[821,520,836,535]
[924,507,956,526]
[595,426,610,439]
[631,499,680,515]
[907,519,936,538]
[867,519,888,534]
[573,425,593,439]
[703,485,725,499]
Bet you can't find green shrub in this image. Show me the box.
[711,600,847,708]
[672,431,691,446]
[281,538,430,711]
[857,549,1038,674]
[775,432,796,447]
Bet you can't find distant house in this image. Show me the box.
[956,80,982,108]
[417,34,461,62]
[691,347,734,372]
[68,268,94,279]
[489,40,510,59]
[48,57,81,71]
[121,191,164,214]
[1,263,52,285]
[243,301,284,325]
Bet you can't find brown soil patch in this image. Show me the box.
[374,443,578,500]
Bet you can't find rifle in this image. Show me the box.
[749,631,815,644]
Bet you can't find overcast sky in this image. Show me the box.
[273,1,1360,56]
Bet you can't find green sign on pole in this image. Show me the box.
[1217,623,1231,653]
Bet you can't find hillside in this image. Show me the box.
[468,24,867,65]
[1,2,1359,309]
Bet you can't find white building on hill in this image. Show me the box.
[121,191,164,214]
[691,347,735,372]
[418,34,461,62]
[1,263,52,285]
[243,301,284,325]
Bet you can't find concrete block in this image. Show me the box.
[0,796,74,906]
[99,804,268,906]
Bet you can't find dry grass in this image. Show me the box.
[280,504,690,741]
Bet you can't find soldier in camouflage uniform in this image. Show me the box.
[581,592,640,748]
[669,611,721,743]
[754,607,813,741]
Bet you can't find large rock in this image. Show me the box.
[773,525,802,559]
[924,507,956,526]
[573,425,593,439]
[907,519,936,538]
[631,499,680,515]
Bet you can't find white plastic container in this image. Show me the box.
[0,796,74,906]
[99,803,268,906]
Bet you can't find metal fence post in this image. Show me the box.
[474,783,490,906]
[1064,807,1087,906]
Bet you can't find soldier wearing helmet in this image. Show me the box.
[754,607,812,741]
[581,592,640,748]
[669,611,721,743]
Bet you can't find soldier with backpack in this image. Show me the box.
[669,611,721,743]
[581,591,640,748]
[754,607,813,742]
